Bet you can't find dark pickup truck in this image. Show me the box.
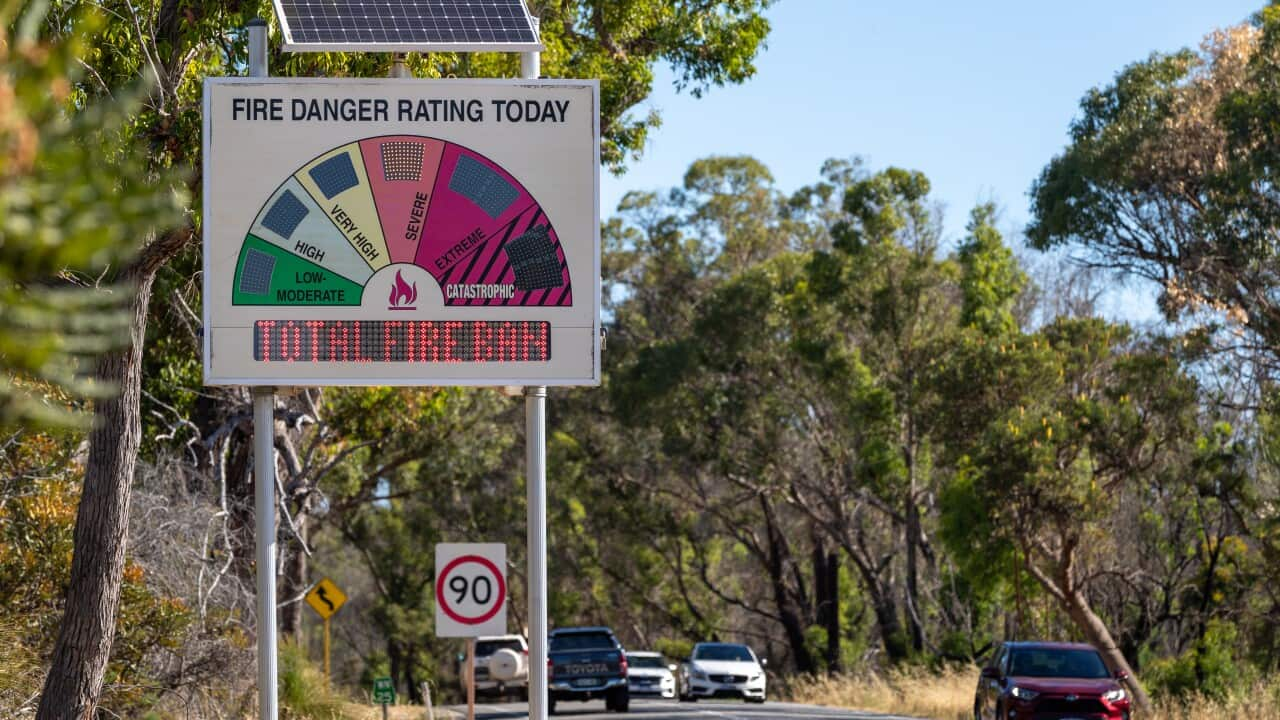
[548,626,629,714]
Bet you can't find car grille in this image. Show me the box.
[1036,697,1107,714]
[709,674,748,684]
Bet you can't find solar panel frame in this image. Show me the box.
[273,0,543,53]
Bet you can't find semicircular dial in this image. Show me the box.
[231,135,573,308]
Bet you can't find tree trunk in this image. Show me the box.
[279,517,308,639]
[37,272,157,720]
[1062,588,1153,712]
[760,495,815,673]
[843,547,909,662]
[825,551,840,672]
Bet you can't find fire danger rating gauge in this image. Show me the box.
[435,543,507,637]
[234,135,572,308]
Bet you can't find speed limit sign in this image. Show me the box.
[435,543,507,637]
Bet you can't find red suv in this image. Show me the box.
[974,642,1132,720]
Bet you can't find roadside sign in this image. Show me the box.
[435,543,506,637]
[202,78,601,387]
[304,577,347,620]
[373,676,395,704]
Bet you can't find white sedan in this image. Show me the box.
[626,651,677,699]
[678,642,767,703]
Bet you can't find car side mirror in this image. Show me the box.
[760,658,768,667]
[981,666,1000,679]
[1115,669,1129,682]
[667,664,678,672]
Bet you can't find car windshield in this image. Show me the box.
[476,640,522,656]
[1009,649,1110,679]
[550,632,615,652]
[627,655,666,669]
[694,644,754,662]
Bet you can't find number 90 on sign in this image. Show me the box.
[434,543,507,637]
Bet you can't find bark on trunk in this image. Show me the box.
[279,518,308,640]
[844,548,909,662]
[37,272,157,720]
[760,497,815,673]
[905,492,924,653]
[825,551,840,671]
[1062,589,1153,712]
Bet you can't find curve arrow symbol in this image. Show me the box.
[317,585,335,612]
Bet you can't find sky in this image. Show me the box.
[600,0,1261,252]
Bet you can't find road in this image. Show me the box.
[444,699,930,720]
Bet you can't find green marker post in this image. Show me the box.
[373,676,395,718]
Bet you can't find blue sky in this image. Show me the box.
[601,0,1260,249]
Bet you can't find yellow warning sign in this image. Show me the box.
[305,577,347,620]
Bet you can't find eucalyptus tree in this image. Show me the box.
[940,318,1201,712]
[1027,16,1277,375]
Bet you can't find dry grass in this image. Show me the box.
[786,668,1280,720]
[785,665,976,720]
[1146,682,1280,720]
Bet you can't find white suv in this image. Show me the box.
[467,635,529,699]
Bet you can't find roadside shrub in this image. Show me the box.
[1145,620,1252,700]
[279,641,348,720]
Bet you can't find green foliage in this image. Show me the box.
[279,641,348,719]
[957,204,1024,335]
[0,0,184,427]
[1145,620,1253,701]
[0,442,192,715]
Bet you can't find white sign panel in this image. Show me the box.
[435,543,507,637]
[202,78,600,386]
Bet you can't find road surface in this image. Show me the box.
[445,699,931,720]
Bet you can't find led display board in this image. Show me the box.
[202,78,599,385]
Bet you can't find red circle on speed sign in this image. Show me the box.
[436,554,506,624]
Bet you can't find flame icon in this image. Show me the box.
[388,269,418,310]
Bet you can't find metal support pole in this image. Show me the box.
[253,388,278,719]
[524,386,547,720]
[466,637,477,720]
[323,617,331,686]
[389,52,411,78]
[248,18,278,720]
[522,23,546,720]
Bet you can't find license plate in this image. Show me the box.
[572,677,601,687]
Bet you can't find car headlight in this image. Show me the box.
[1010,686,1039,701]
[691,670,708,681]
[1103,688,1127,703]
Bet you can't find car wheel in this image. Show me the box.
[519,687,529,702]
[548,698,557,715]
[747,697,765,704]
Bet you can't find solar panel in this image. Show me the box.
[273,0,541,53]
